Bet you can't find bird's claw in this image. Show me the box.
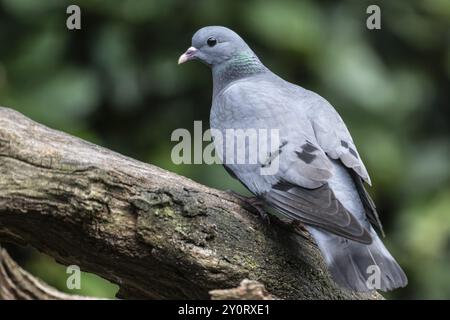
[226,190,270,224]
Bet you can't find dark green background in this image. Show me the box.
[0,0,449,299]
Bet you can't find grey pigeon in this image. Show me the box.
[178,26,407,292]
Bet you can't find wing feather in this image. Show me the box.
[310,103,372,185]
[264,180,372,244]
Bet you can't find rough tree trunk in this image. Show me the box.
[0,107,381,300]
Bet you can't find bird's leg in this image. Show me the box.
[227,190,270,223]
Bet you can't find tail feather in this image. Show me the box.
[309,227,408,292]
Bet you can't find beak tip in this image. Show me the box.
[178,47,197,65]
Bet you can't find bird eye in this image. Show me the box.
[207,37,217,47]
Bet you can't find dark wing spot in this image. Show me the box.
[296,141,319,164]
[302,142,318,153]
[278,141,288,154]
[341,140,349,148]
[349,147,359,159]
[296,150,315,164]
[262,140,288,168]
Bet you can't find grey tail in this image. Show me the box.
[308,227,408,292]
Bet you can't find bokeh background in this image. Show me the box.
[0,0,449,299]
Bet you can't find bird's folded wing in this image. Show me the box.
[310,103,371,185]
[348,169,385,236]
[306,100,385,234]
[265,180,372,244]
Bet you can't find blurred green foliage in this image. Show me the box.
[24,247,119,298]
[0,0,448,299]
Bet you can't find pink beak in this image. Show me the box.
[178,47,198,64]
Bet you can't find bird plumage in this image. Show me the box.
[180,26,407,292]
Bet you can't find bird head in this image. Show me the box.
[178,26,253,67]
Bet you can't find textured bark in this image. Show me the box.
[0,107,381,300]
[210,279,276,300]
[0,247,96,300]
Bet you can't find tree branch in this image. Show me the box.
[210,279,276,300]
[0,107,381,300]
[0,246,96,299]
